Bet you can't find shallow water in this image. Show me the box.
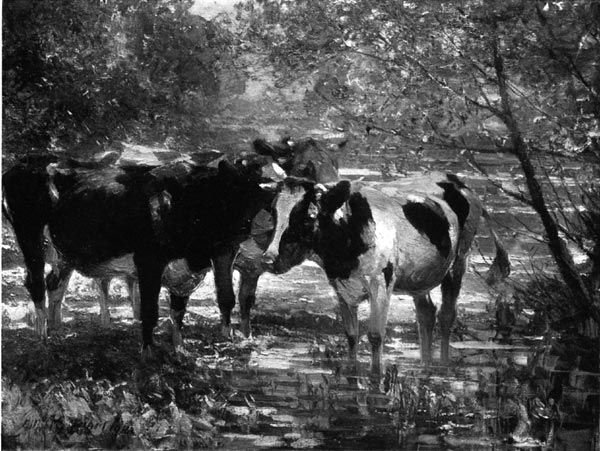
[2,151,597,450]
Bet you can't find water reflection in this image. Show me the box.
[193,322,548,450]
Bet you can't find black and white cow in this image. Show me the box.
[262,172,510,374]
[2,156,273,355]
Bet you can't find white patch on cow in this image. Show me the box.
[272,162,287,179]
[260,162,287,181]
[406,193,425,203]
[259,182,279,191]
[265,185,307,261]
[332,207,345,223]
[331,277,368,307]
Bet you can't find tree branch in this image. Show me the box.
[491,23,598,321]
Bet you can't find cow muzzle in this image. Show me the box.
[261,248,279,270]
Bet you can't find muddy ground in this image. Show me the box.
[2,160,598,450]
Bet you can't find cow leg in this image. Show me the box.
[212,247,237,338]
[235,237,266,338]
[238,271,260,338]
[413,293,436,365]
[367,272,394,377]
[45,263,73,332]
[438,258,466,365]
[95,278,112,326]
[135,257,165,358]
[332,278,363,365]
[169,293,188,349]
[127,277,141,321]
[338,297,359,362]
[14,226,48,337]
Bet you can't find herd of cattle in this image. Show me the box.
[2,137,510,374]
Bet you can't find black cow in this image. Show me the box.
[2,136,343,350]
[3,156,272,355]
[32,149,268,340]
[262,172,510,375]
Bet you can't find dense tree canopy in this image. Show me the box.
[2,0,229,155]
[239,0,599,156]
[237,0,600,321]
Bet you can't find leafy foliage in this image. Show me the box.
[1,376,215,449]
[0,322,220,449]
[2,0,230,156]
[238,0,600,156]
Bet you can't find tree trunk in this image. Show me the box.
[491,37,600,323]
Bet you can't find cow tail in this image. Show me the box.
[482,207,511,285]
[2,183,15,226]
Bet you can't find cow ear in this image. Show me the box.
[45,163,60,203]
[320,180,351,213]
[217,160,241,177]
[301,160,317,180]
[253,138,292,158]
[328,138,348,151]
[253,139,276,155]
[260,161,287,182]
[337,138,348,149]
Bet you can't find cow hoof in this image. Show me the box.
[48,326,66,339]
[421,359,433,369]
[368,371,383,391]
[131,305,142,322]
[346,374,360,388]
[344,360,359,377]
[232,328,249,341]
[174,345,189,357]
[240,320,251,338]
[47,312,63,331]
[172,330,183,348]
[220,324,232,339]
[140,345,156,362]
[34,308,48,339]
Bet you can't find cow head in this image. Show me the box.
[262,177,352,272]
[249,136,345,272]
[253,136,343,184]
[215,159,280,227]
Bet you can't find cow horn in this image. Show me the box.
[315,182,339,191]
[259,181,280,191]
[46,163,58,177]
[46,163,60,203]
[253,138,291,158]
[271,162,287,180]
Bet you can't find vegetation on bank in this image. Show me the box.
[3,0,230,155]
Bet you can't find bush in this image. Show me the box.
[3,0,231,156]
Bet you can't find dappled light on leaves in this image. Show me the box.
[3,0,231,155]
